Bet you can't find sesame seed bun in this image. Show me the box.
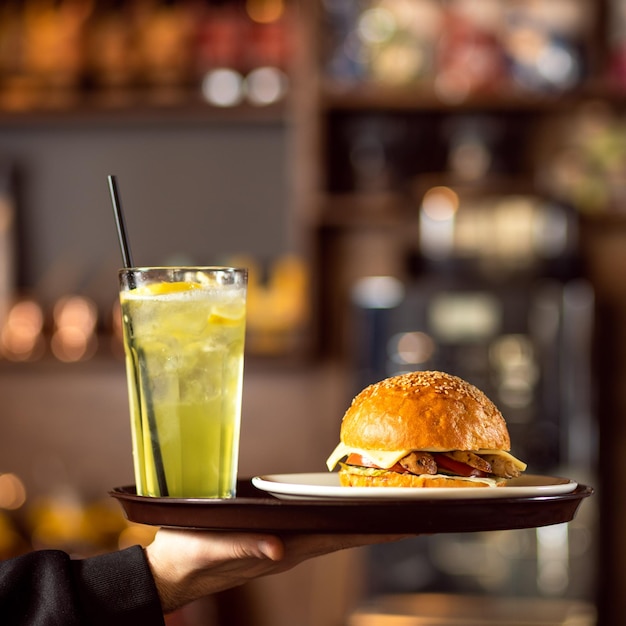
[341,370,510,453]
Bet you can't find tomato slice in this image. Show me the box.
[345,453,373,467]
[433,453,487,477]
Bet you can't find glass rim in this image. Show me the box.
[118,266,247,274]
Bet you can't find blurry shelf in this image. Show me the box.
[316,181,546,230]
[0,351,124,375]
[320,79,626,113]
[411,174,538,198]
[316,192,414,228]
[0,350,314,376]
[0,94,289,129]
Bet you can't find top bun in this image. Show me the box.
[340,370,510,452]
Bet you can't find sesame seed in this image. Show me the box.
[372,370,490,406]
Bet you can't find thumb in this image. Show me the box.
[231,535,285,562]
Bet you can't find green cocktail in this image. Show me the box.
[119,267,247,498]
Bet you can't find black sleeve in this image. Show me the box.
[0,546,166,626]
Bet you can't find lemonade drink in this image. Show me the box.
[119,267,247,498]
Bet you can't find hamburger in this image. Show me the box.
[326,370,526,488]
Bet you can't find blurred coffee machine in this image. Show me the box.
[350,186,597,605]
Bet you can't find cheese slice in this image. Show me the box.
[326,442,410,472]
[478,449,527,471]
[326,442,527,472]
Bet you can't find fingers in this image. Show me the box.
[218,533,285,562]
[277,533,411,567]
[256,537,285,561]
[151,529,409,572]
[152,529,286,565]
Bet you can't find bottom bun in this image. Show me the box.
[338,467,506,488]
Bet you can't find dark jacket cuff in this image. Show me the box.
[71,545,165,626]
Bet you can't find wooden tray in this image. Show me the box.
[110,478,593,534]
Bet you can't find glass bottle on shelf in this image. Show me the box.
[244,0,292,106]
[195,1,247,106]
[20,0,92,108]
[133,0,197,104]
[83,0,138,105]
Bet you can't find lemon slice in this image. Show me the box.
[132,281,202,297]
[208,304,246,326]
[208,314,244,326]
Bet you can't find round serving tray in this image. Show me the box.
[110,478,593,534]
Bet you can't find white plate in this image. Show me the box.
[251,472,578,500]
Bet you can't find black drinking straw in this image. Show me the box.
[108,175,169,496]
[108,175,134,270]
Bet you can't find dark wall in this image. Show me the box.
[0,118,289,313]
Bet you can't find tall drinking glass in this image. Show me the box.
[119,267,247,498]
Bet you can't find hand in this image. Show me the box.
[145,529,407,613]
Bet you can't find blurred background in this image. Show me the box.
[1,0,626,624]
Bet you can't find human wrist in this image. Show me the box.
[144,544,188,613]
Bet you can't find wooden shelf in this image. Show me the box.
[0,92,289,128]
[320,79,626,113]
[316,192,413,228]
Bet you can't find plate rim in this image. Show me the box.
[251,472,579,500]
